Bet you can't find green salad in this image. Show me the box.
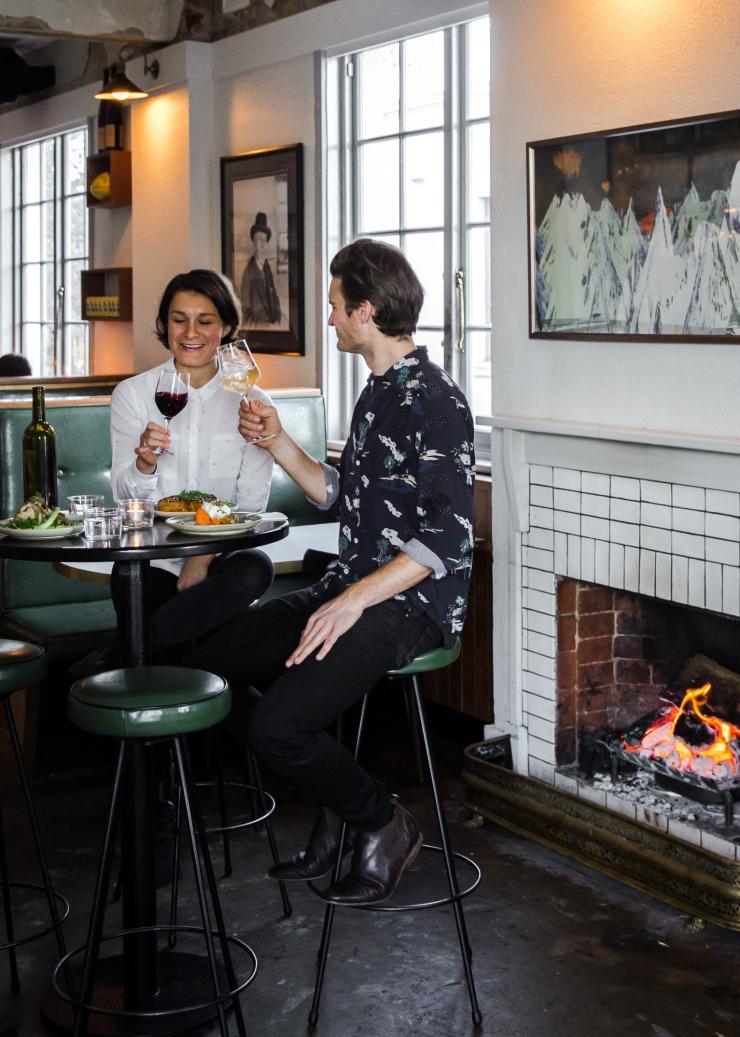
[2,494,81,530]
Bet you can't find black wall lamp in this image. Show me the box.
[95,52,160,102]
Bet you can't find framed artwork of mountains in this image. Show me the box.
[527,110,740,340]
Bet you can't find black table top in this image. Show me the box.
[0,516,289,562]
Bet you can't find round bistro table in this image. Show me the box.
[0,516,289,1034]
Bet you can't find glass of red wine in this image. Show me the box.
[153,369,190,456]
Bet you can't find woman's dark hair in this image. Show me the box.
[0,353,32,376]
[155,269,241,348]
[329,239,424,338]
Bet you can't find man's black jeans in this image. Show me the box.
[187,586,442,831]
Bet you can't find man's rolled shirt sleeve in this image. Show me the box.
[308,461,340,512]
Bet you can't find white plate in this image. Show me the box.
[0,519,85,540]
[154,509,197,520]
[166,513,263,536]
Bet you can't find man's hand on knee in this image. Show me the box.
[286,589,364,666]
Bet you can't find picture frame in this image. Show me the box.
[221,144,304,355]
[527,110,740,341]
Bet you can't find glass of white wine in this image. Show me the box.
[217,339,275,441]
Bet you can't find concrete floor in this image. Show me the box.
[2,690,739,1037]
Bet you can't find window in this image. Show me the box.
[8,127,90,376]
[325,15,491,445]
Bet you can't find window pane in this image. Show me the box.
[65,323,88,376]
[403,231,444,327]
[403,31,444,132]
[403,132,444,230]
[326,58,341,261]
[358,44,399,140]
[467,123,490,223]
[416,327,445,370]
[64,260,85,321]
[467,18,490,120]
[65,195,87,258]
[40,324,55,377]
[65,130,86,194]
[41,138,56,201]
[22,143,41,204]
[358,139,399,232]
[22,201,55,263]
[22,264,41,322]
[467,225,491,327]
[22,324,41,376]
[468,330,491,421]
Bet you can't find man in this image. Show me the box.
[191,239,475,905]
[240,211,281,326]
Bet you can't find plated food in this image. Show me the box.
[0,494,85,539]
[194,500,238,525]
[155,489,216,514]
[166,510,262,536]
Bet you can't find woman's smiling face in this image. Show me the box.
[167,290,225,385]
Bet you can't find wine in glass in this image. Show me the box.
[217,340,275,441]
[153,369,190,455]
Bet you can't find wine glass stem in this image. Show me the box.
[154,418,170,457]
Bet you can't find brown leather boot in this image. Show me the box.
[319,801,422,906]
[268,807,352,881]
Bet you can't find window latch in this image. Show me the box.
[455,267,465,353]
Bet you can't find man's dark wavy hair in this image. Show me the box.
[330,239,424,338]
[155,269,241,348]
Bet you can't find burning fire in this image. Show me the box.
[622,683,740,780]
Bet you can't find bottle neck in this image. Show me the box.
[32,386,46,422]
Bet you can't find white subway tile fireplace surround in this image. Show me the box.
[489,418,740,861]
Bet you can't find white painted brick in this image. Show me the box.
[722,565,740,616]
[522,670,556,699]
[640,525,671,552]
[610,498,640,523]
[624,547,640,592]
[581,471,610,495]
[526,712,555,743]
[524,588,556,615]
[668,818,702,847]
[528,526,554,550]
[527,630,556,658]
[522,566,529,588]
[688,558,705,609]
[524,609,555,637]
[705,561,723,613]
[530,484,553,508]
[594,540,610,585]
[524,650,555,678]
[639,549,656,597]
[553,467,580,490]
[672,507,705,534]
[581,492,610,518]
[672,555,689,604]
[530,505,554,529]
[526,568,556,595]
[578,784,606,807]
[640,479,671,505]
[582,515,610,540]
[673,485,705,510]
[610,520,640,547]
[523,691,555,722]
[700,831,737,861]
[641,502,671,528]
[553,488,580,513]
[524,546,554,571]
[527,756,555,785]
[567,534,581,578]
[554,532,567,574]
[580,538,595,584]
[606,794,637,820]
[655,552,672,599]
[609,543,624,589]
[706,537,740,566]
[706,512,740,541]
[530,464,553,486]
[528,735,556,765]
[706,489,740,517]
[554,770,578,794]
[611,475,640,500]
[639,807,668,831]
[553,510,580,535]
[672,531,704,559]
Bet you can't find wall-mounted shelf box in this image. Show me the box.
[86,150,132,208]
[80,268,133,321]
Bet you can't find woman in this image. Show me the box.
[109,268,274,658]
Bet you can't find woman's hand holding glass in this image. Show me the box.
[135,421,171,472]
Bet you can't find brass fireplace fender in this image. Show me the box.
[463,744,740,932]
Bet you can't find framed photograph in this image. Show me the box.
[527,110,740,341]
[221,144,304,355]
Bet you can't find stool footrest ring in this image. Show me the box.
[0,881,70,951]
[306,843,481,912]
[175,780,276,835]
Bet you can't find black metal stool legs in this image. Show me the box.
[0,796,19,993]
[249,753,292,918]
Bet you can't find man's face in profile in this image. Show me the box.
[253,231,268,261]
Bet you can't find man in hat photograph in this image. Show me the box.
[240,211,282,326]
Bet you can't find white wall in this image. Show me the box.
[490,0,740,440]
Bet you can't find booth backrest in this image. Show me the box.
[266,390,328,524]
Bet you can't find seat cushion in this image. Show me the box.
[68,666,231,738]
[0,638,46,696]
[387,640,461,676]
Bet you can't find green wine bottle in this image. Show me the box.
[22,386,58,507]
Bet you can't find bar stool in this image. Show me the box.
[0,638,70,995]
[55,666,257,1036]
[307,642,483,1027]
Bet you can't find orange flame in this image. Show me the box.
[553,149,582,179]
[623,683,740,779]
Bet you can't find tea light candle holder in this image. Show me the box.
[116,498,155,530]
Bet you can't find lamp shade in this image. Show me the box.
[95,67,147,102]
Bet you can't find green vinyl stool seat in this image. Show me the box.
[387,641,461,677]
[0,639,70,995]
[68,666,231,738]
